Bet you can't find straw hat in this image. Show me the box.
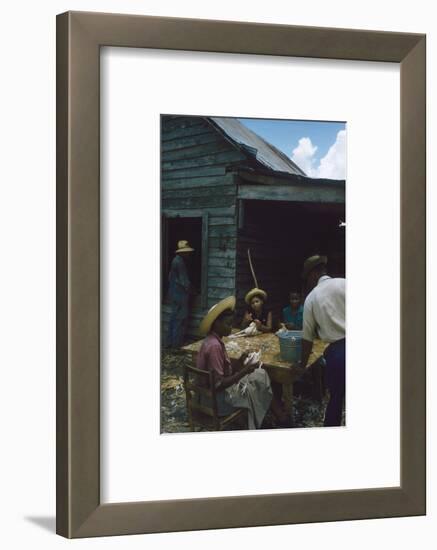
[245,287,267,305]
[175,240,194,253]
[302,255,327,279]
[198,296,236,336]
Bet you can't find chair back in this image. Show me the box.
[183,364,220,429]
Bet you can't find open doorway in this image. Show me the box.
[162,216,203,306]
[236,199,345,320]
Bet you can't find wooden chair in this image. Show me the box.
[183,364,247,431]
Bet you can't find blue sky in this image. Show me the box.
[239,118,347,179]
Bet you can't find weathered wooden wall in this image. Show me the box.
[160,115,345,341]
[161,115,246,339]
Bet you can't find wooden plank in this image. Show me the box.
[163,165,227,180]
[161,124,211,142]
[162,150,244,172]
[162,133,224,153]
[207,276,235,289]
[160,118,215,135]
[209,225,236,237]
[238,183,345,204]
[209,216,235,226]
[201,212,209,308]
[237,169,345,189]
[162,175,233,190]
[161,116,205,131]
[207,265,235,278]
[162,185,236,200]
[161,125,213,142]
[208,236,237,249]
[238,199,245,230]
[208,256,236,269]
[208,247,236,260]
[162,206,235,218]
[163,195,235,210]
[162,141,232,162]
[207,287,234,299]
[185,383,213,399]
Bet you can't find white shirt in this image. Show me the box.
[303,275,345,343]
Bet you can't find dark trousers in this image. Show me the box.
[167,296,189,349]
[323,338,345,427]
[167,315,187,348]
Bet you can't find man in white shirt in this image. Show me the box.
[300,255,346,426]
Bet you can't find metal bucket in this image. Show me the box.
[277,330,303,362]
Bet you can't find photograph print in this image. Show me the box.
[160,114,346,433]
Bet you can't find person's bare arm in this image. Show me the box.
[216,361,256,390]
[241,311,253,328]
[300,339,314,369]
[215,352,253,390]
[254,311,272,333]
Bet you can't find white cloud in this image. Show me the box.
[290,130,347,180]
[291,137,318,177]
[316,130,347,180]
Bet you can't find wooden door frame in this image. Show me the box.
[162,209,209,309]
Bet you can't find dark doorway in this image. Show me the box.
[236,199,345,320]
[162,216,203,303]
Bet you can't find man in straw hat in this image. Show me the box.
[197,296,289,429]
[167,240,195,348]
[300,255,346,426]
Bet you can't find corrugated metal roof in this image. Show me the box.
[209,117,307,177]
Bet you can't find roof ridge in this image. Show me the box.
[206,116,307,177]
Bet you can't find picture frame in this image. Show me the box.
[56,11,426,538]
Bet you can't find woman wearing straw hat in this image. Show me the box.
[166,240,194,348]
[197,296,289,429]
[242,288,273,333]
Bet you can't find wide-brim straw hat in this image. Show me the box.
[245,287,268,305]
[302,254,328,279]
[198,296,236,336]
[175,240,194,253]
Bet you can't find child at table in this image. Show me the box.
[242,288,273,333]
[281,291,303,330]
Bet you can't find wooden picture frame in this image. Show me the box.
[56,11,426,538]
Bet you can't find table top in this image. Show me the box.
[182,332,327,372]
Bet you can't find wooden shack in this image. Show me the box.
[161,115,345,338]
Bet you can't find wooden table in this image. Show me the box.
[182,333,327,414]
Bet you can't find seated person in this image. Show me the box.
[197,296,288,428]
[241,288,272,333]
[281,290,303,330]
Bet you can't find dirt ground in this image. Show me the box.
[160,350,345,433]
